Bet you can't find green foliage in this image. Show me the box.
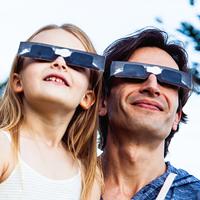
[0,80,7,96]
[176,0,200,93]
[189,0,195,6]
[177,22,200,51]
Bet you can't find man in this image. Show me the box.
[99,28,200,200]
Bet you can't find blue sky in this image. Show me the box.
[0,0,200,178]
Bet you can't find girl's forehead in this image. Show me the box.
[30,29,86,51]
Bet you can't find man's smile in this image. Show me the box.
[131,99,164,111]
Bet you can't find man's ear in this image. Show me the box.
[172,111,182,131]
[99,97,108,116]
[12,73,23,93]
[80,90,95,110]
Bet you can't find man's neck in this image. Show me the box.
[101,133,166,200]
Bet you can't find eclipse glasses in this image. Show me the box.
[110,61,192,90]
[17,42,105,71]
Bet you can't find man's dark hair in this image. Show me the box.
[99,28,191,157]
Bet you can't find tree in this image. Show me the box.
[156,0,200,93]
[177,0,200,94]
[0,80,7,96]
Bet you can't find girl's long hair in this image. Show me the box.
[0,24,102,200]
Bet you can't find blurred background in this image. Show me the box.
[0,0,199,178]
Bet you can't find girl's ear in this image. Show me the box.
[80,90,96,110]
[12,73,23,93]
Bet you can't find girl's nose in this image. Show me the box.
[51,56,67,71]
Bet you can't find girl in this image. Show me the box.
[0,24,104,200]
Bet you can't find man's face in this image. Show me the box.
[99,47,181,142]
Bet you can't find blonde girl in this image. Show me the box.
[0,24,104,200]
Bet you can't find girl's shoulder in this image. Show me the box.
[89,178,101,200]
[0,129,15,182]
[89,166,103,200]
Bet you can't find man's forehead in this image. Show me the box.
[128,47,179,71]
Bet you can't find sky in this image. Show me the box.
[0,0,200,178]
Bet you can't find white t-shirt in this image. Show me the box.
[0,132,82,200]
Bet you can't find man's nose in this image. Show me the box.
[51,56,67,71]
[139,74,161,96]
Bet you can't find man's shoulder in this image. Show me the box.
[174,170,200,190]
[168,163,200,193]
[129,163,200,200]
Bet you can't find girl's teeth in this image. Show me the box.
[46,77,65,84]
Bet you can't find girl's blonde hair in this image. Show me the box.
[0,24,102,200]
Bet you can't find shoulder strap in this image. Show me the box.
[156,172,177,200]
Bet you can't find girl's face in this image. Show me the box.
[13,29,95,113]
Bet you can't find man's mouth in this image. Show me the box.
[132,99,164,111]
